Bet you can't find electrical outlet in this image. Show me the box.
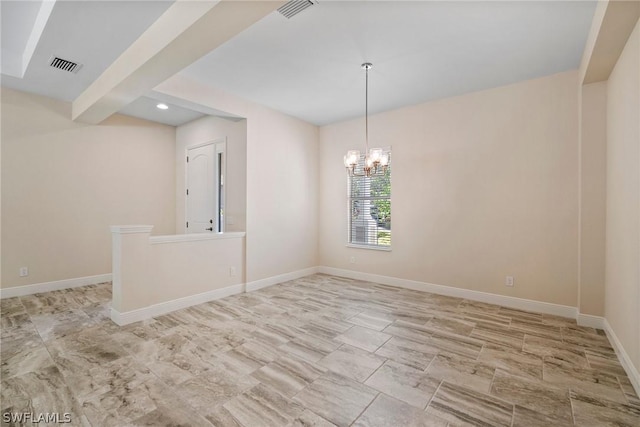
[349,256,356,264]
[229,267,236,277]
[19,267,29,277]
[505,276,514,287]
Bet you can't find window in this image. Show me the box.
[348,149,391,249]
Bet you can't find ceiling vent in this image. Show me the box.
[49,56,82,74]
[277,0,316,19]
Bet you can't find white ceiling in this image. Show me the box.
[1,1,596,127]
[1,0,173,101]
[118,96,206,127]
[181,1,597,125]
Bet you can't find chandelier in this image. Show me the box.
[343,62,389,177]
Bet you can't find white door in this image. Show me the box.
[187,144,215,233]
[186,141,226,233]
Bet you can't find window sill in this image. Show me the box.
[346,244,392,252]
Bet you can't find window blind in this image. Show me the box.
[347,149,391,248]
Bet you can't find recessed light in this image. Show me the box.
[156,103,169,110]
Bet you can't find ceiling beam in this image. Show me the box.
[580,0,640,85]
[72,0,285,124]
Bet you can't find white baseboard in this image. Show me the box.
[110,283,245,326]
[603,318,640,398]
[576,312,605,329]
[318,266,577,319]
[246,267,319,292]
[0,274,113,299]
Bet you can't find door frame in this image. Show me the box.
[185,138,227,234]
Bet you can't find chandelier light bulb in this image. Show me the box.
[369,148,383,163]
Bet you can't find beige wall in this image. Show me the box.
[155,75,319,284]
[176,116,247,233]
[579,82,607,316]
[111,227,244,314]
[605,18,640,373]
[244,102,319,283]
[319,71,580,307]
[1,87,176,288]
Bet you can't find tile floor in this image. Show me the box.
[1,274,639,426]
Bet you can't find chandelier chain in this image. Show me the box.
[365,64,369,152]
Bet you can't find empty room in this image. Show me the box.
[1,0,639,426]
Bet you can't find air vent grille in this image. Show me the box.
[49,56,82,74]
[277,0,315,19]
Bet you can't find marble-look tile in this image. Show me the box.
[425,316,476,337]
[316,306,362,322]
[48,338,129,379]
[292,372,377,427]
[522,333,589,367]
[64,356,155,403]
[585,351,628,376]
[458,300,503,315]
[333,326,391,352]
[133,406,214,427]
[30,309,96,342]
[497,307,542,324]
[510,319,562,341]
[374,336,438,371]
[618,375,640,409]
[264,320,307,341]
[84,377,210,427]
[463,311,512,327]
[175,366,259,410]
[252,354,326,398]
[0,346,55,380]
[561,328,616,357]
[543,357,627,403]
[426,353,495,393]
[390,310,434,326]
[203,405,243,427]
[1,297,26,317]
[20,292,81,315]
[426,381,513,427]
[353,393,448,427]
[347,312,393,331]
[570,389,640,427]
[490,370,573,423]
[478,344,543,380]
[512,404,572,427]
[81,302,111,323]
[382,321,433,343]
[251,326,291,347]
[1,322,44,359]
[427,330,484,359]
[286,409,337,427]
[1,366,85,426]
[280,334,341,363]
[541,313,579,328]
[219,339,283,374]
[132,334,214,385]
[317,344,385,382]
[3,274,637,426]
[223,383,304,427]
[469,321,525,350]
[364,360,439,409]
[249,302,287,318]
[0,312,31,329]
[45,324,115,356]
[304,316,353,336]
